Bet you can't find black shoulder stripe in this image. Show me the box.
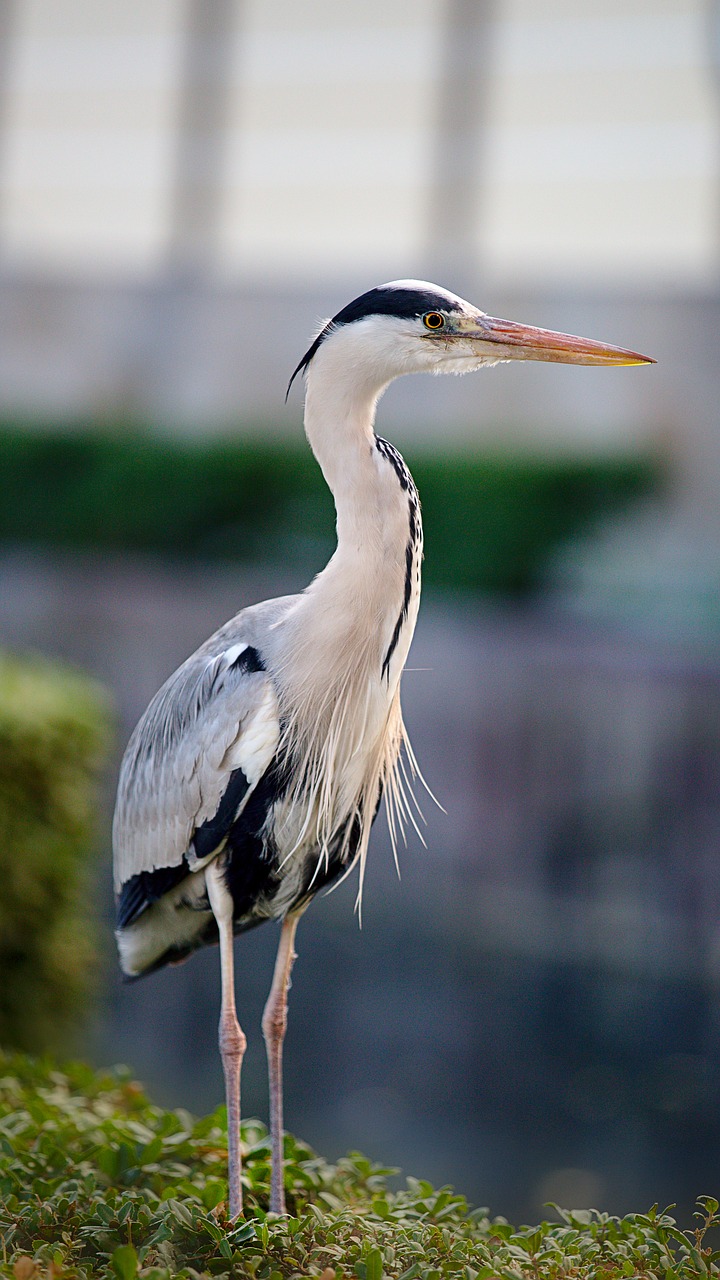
[192,766,251,860]
[116,763,254,929]
[231,645,265,674]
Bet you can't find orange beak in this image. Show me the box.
[457,314,656,367]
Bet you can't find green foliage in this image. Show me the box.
[1,1054,718,1279]
[412,452,656,594]
[0,656,112,1052]
[0,425,658,593]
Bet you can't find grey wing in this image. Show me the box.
[112,641,280,897]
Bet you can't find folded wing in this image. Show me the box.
[112,642,280,924]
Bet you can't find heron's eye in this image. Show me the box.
[423,312,445,330]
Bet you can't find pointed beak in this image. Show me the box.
[458,314,656,367]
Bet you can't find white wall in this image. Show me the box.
[0,0,716,285]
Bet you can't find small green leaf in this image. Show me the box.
[166,1198,194,1226]
[365,1246,384,1280]
[227,1220,257,1245]
[139,1136,163,1165]
[111,1244,138,1280]
[200,1181,226,1210]
[198,1216,224,1245]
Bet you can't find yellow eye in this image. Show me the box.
[423,311,445,330]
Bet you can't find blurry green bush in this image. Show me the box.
[0,653,112,1051]
[0,425,659,593]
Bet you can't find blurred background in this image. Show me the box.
[0,0,719,1226]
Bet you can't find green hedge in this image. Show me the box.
[0,425,658,593]
[0,654,112,1052]
[1,1053,718,1280]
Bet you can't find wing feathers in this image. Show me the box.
[112,641,280,894]
[116,864,189,929]
[191,765,250,861]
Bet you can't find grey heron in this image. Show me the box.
[112,280,654,1219]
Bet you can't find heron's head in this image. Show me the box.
[288,279,654,398]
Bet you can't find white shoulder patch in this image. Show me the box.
[221,683,279,786]
[222,642,249,667]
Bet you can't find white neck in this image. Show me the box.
[295,326,422,685]
[303,336,388,554]
[270,328,424,879]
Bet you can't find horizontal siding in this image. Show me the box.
[0,0,715,280]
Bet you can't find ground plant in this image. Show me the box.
[1,1054,718,1280]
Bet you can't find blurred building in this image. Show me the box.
[0,0,714,450]
[0,0,716,285]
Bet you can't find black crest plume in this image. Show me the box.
[286,283,462,400]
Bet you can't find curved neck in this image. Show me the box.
[299,337,422,673]
[303,345,390,552]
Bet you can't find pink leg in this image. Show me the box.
[262,912,301,1214]
[206,862,246,1220]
